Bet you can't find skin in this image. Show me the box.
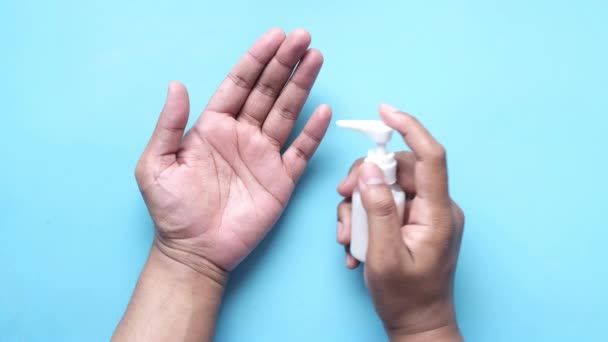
[114,28,465,342]
[113,28,331,341]
[336,104,465,341]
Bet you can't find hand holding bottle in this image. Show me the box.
[336,105,465,341]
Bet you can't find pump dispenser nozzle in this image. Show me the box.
[336,120,397,185]
[336,120,393,145]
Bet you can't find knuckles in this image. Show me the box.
[451,202,465,234]
[425,142,447,164]
[430,143,447,162]
[134,159,146,183]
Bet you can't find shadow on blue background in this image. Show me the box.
[1,0,607,341]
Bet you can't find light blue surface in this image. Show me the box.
[2,0,607,341]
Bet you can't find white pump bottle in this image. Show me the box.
[336,120,405,262]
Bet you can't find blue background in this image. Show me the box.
[2,0,607,341]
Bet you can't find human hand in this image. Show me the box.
[336,105,464,341]
[135,28,331,282]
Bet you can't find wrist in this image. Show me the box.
[151,238,229,290]
[113,241,226,341]
[383,299,462,342]
[388,323,463,342]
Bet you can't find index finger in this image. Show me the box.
[379,104,449,205]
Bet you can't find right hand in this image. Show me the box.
[336,104,465,341]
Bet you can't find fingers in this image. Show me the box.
[337,200,352,245]
[379,104,450,205]
[144,81,190,157]
[358,163,408,263]
[346,254,360,269]
[261,48,323,148]
[282,104,332,182]
[337,199,360,269]
[205,28,286,115]
[337,152,416,197]
[336,158,363,197]
[237,29,312,127]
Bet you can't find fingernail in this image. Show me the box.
[379,103,399,113]
[358,162,385,190]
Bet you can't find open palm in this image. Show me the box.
[135,29,331,271]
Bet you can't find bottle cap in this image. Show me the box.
[336,120,397,184]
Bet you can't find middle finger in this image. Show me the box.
[237,29,311,127]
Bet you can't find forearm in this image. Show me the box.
[388,323,463,342]
[113,242,227,342]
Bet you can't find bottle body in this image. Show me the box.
[350,184,406,262]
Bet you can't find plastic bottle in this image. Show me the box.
[336,120,406,262]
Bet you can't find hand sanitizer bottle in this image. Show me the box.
[336,120,406,262]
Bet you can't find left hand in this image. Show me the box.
[135,28,331,280]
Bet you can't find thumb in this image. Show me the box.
[145,81,190,157]
[358,162,406,262]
